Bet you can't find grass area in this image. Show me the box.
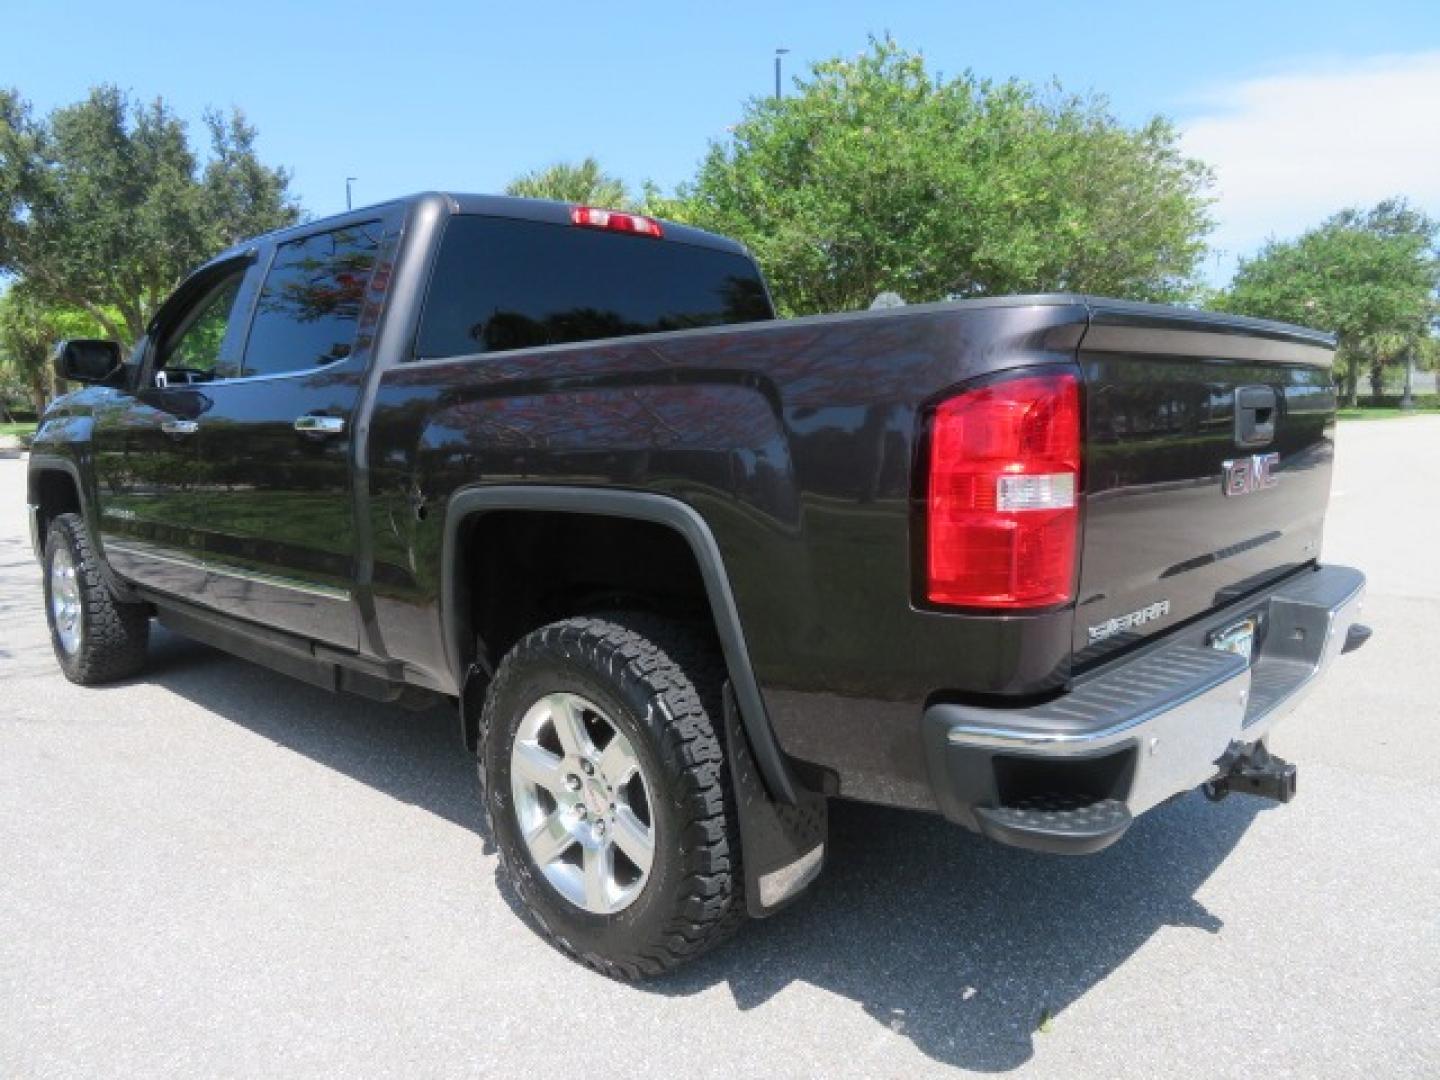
[0,421,37,438]
[1337,392,1439,421]
[1338,405,1440,421]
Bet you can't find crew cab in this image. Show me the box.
[28,193,1368,978]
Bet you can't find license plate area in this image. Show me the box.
[1208,617,1257,664]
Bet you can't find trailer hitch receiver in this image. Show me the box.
[1202,742,1297,804]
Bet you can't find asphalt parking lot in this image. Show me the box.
[1,418,1437,1079]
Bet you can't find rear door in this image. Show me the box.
[192,217,390,647]
[1074,305,1337,666]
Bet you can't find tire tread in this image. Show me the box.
[45,513,149,684]
[479,613,743,980]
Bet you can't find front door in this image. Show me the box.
[193,219,387,648]
[91,262,253,599]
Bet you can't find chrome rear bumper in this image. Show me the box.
[922,564,1367,851]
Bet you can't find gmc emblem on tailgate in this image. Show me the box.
[1221,452,1280,497]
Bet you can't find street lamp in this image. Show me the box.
[346,177,357,211]
[775,48,790,101]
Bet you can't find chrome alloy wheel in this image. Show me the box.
[509,692,656,915]
[49,544,82,656]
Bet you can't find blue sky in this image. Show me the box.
[5,0,1439,283]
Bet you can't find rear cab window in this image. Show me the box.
[415,215,773,359]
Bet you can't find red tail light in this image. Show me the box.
[570,206,663,238]
[925,371,1081,609]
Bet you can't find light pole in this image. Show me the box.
[1401,346,1415,410]
[346,177,357,211]
[774,48,790,101]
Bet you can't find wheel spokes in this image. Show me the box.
[511,740,565,796]
[49,548,82,654]
[583,843,614,910]
[611,805,654,876]
[509,690,655,916]
[597,735,640,789]
[546,694,595,759]
[526,811,576,867]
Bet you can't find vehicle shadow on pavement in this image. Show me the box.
[653,792,1263,1071]
[139,626,489,839]
[138,625,1266,1073]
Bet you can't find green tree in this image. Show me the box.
[0,285,106,414]
[1219,200,1439,406]
[0,85,300,347]
[670,37,1213,315]
[505,157,631,208]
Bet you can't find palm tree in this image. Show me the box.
[504,157,631,208]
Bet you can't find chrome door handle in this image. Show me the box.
[294,415,346,435]
[160,419,199,435]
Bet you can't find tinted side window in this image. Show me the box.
[416,216,772,359]
[159,270,247,380]
[241,223,380,377]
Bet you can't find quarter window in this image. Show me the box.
[241,223,381,378]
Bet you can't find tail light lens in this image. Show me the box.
[926,371,1081,609]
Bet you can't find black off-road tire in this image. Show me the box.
[479,613,744,980]
[42,512,150,685]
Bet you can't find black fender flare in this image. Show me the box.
[28,452,91,533]
[27,452,139,601]
[442,485,799,804]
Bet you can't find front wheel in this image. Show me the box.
[479,614,743,979]
[42,512,149,684]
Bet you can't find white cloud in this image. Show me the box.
[1180,52,1440,281]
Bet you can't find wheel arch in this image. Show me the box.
[443,485,799,804]
[29,452,141,603]
[28,456,87,560]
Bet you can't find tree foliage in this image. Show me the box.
[505,156,632,208]
[1219,199,1439,405]
[0,85,300,347]
[0,285,106,413]
[672,37,1213,315]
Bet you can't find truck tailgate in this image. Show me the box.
[1075,303,1337,666]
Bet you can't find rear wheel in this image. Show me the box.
[43,512,149,684]
[479,613,743,979]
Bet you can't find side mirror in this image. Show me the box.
[54,339,123,385]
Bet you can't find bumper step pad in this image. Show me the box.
[974,795,1132,855]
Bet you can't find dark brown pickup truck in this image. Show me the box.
[28,193,1368,978]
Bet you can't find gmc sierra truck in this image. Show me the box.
[28,193,1369,979]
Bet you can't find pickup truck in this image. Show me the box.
[28,193,1369,979]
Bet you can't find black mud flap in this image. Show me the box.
[460,662,491,755]
[722,684,828,917]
